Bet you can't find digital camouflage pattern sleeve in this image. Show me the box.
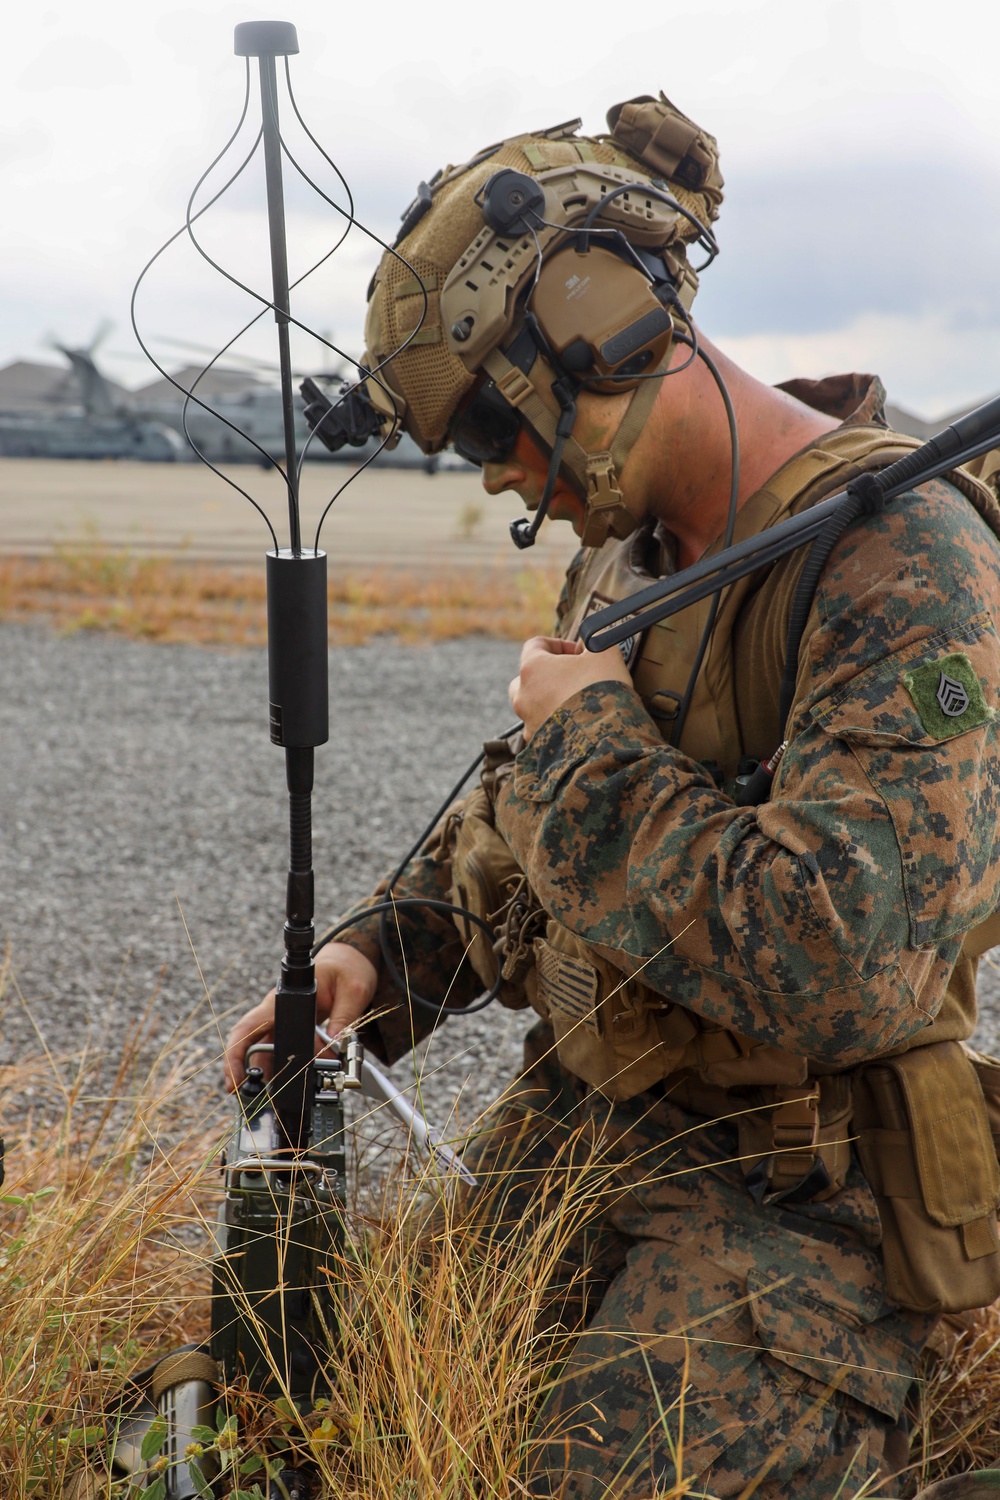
[495,478,1000,1066]
[327,821,485,1065]
[325,559,590,1065]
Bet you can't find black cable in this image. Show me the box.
[137,57,426,556]
[180,157,344,524]
[577,293,700,387]
[282,56,355,226]
[278,62,464,549]
[534,215,659,284]
[311,723,524,1017]
[388,740,503,889]
[135,57,493,1017]
[280,64,407,499]
[130,68,279,548]
[533,212,704,334]
[134,99,357,528]
[778,395,1000,723]
[174,60,357,496]
[477,223,587,540]
[181,179,355,491]
[262,165,423,544]
[376,723,524,1015]
[170,87,425,544]
[583,391,1000,659]
[267,127,411,530]
[315,900,501,1016]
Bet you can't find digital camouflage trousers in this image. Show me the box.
[455,1022,936,1499]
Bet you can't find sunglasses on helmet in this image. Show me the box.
[449,379,523,467]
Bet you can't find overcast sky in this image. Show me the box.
[5,0,998,417]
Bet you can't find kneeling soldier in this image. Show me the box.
[228,93,1000,1498]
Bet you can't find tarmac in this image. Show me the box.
[0,456,579,573]
[0,622,532,1154]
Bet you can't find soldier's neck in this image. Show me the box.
[628,336,840,571]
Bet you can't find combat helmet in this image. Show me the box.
[309,94,723,549]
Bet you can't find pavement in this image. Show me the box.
[0,455,573,1157]
[0,623,532,1155]
[4,458,1000,1161]
[0,457,579,574]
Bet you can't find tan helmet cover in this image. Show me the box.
[363,97,723,455]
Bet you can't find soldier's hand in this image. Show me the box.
[510,634,632,740]
[223,941,378,1092]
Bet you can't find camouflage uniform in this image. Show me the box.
[458,1020,927,1497]
[340,376,1000,1497]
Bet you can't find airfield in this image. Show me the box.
[0,457,580,574]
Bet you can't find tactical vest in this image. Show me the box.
[447,421,1000,1310]
[524,426,1000,1098]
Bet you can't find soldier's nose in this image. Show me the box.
[480,460,528,496]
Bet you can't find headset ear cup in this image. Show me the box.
[531,245,674,391]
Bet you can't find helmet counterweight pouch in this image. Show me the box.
[605,92,724,210]
[364,91,724,457]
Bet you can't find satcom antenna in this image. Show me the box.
[111,23,481,1494]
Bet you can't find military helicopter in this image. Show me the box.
[0,328,462,469]
[0,324,187,461]
[131,335,459,471]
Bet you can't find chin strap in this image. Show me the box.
[510,382,577,550]
[579,364,668,547]
[481,344,670,550]
[481,347,592,487]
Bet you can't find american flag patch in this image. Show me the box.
[535,941,601,1036]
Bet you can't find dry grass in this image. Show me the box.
[0,991,645,1498]
[5,959,1000,1499]
[0,976,220,1495]
[910,1306,1000,1490]
[0,543,564,647]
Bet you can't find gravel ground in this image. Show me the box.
[4,620,1000,1163]
[0,622,532,1159]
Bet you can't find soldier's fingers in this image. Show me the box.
[519,634,578,666]
[224,992,276,1093]
[324,975,377,1044]
[519,635,549,667]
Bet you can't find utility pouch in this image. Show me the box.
[854,1042,1000,1314]
[530,925,699,1100]
[449,783,530,1010]
[969,1049,1000,1157]
[736,1074,854,1207]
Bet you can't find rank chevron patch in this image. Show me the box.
[902,651,993,739]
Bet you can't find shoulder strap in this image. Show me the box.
[759,426,922,512]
